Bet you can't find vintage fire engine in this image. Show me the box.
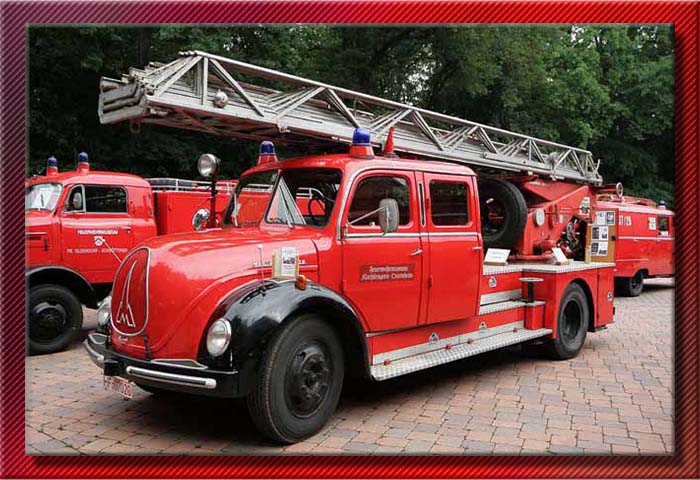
[84,51,617,443]
[26,153,234,354]
[596,185,674,296]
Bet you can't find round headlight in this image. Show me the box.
[197,153,221,179]
[97,295,112,326]
[206,318,231,357]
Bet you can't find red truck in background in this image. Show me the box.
[597,185,674,296]
[26,153,234,354]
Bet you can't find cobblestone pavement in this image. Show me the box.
[26,279,673,455]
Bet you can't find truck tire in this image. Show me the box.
[247,314,344,444]
[478,178,528,249]
[616,271,644,297]
[545,283,589,360]
[28,284,83,355]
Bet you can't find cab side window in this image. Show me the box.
[658,216,670,235]
[84,186,127,213]
[348,176,410,226]
[429,181,469,226]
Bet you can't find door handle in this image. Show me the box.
[122,226,132,232]
[410,248,423,257]
[472,246,483,251]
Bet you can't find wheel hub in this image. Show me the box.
[285,343,331,417]
[30,301,68,343]
[561,300,582,344]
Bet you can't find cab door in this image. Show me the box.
[59,184,134,283]
[340,171,424,332]
[422,173,482,324]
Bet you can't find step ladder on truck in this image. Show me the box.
[85,51,616,443]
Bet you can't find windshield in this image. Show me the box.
[26,183,63,211]
[225,168,342,228]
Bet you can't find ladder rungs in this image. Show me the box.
[99,50,602,184]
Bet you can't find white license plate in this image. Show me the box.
[103,375,133,399]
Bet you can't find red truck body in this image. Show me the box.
[596,193,674,295]
[85,136,616,443]
[25,158,233,354]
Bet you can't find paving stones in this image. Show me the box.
[26,280,674,455]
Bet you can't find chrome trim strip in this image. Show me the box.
[151,358,209,370]
[617,236,674,241]
[345,231,480,240]
[83,339,105,368]
[480,289,521,305]
[424,231,478,237]
[125,366,217,390]
[372,321,525,365]
[478,299,545,316]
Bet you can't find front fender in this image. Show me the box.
[210,280,368,396]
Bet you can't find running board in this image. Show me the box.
[370,328,552,381]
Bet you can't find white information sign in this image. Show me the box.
[595,211,607,226]
[273,247,299,278]
[551,247,570,265]
[648,217,657,230]
[484,248,511,265]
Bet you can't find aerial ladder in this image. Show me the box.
[98,50,606,258]
[99,50,602,185]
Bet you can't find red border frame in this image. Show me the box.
[2,1,698,478]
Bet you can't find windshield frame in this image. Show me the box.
[25,182,64,212]
[224,168,342,229]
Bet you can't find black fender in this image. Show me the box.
[26,265,99,308]
[210,280,369,396]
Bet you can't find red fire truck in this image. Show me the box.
[84,52,618,443]
[596,185,674,296]
[26,153,234,354]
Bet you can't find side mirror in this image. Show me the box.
[192,208,210,231]
[378,198,399,234]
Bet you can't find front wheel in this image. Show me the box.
[247,314,344,444]
[28,284,83,355]
[545,283,590,360]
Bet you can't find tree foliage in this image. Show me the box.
[28,25,674,203]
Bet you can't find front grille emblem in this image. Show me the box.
[115,261,137,328]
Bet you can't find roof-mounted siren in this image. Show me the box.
[658,200,666,209]
[46,156,59,176]
[382,126,398,158]
[258,141,277,166]
[349,128,374,159]
[77,152,90,174]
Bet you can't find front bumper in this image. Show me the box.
[83,333,242,398]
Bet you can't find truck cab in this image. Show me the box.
[85,130,615,443]
[26,153,232,354]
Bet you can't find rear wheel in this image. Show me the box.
[478,178,528,249]
[545,283,589,360]
[616,271,644,297]
[247,314,344,444]
[28,284,83,355]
